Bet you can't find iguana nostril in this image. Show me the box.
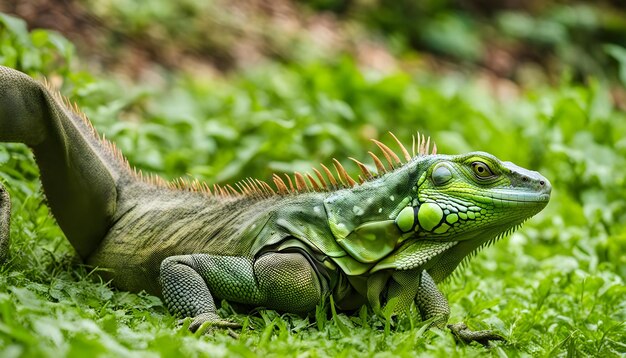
[540,180,545,186]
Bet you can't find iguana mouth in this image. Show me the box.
[489,193,551,204]
[486,184,552,203]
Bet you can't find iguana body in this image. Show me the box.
[0,66,551,341]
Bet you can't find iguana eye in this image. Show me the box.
[471,161,494,179]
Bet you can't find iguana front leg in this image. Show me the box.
[417,271,504,345]
[0,182,10,263]
[160,252,324,332]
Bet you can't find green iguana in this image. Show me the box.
[0,66,551,343]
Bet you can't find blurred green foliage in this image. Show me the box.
[0,13,74,75]
[0,10,625,358]
[7,0,625,83]
[303,0,626,83]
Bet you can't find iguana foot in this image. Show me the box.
[183,313,242,333]
[447,322,505,346]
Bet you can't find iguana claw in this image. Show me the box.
[447,322,505,346]
[182,313,242,333]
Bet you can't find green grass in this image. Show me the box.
[0,13,625,357]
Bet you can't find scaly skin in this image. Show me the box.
[0,66,551,343]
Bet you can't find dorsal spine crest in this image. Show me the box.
[156,132,438,198]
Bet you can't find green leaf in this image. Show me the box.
[329,295,350,337]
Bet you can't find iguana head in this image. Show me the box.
[395,151,551,242]
[322,147,551,275]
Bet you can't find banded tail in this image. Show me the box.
[0,66,133,258]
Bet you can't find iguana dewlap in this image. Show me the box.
[0,66,551,343]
